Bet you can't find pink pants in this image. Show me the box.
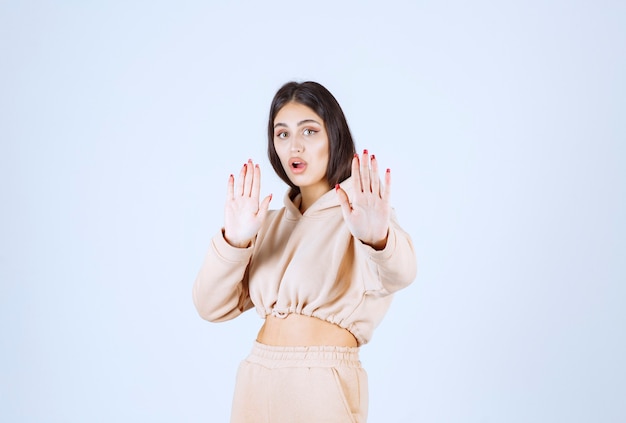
[230,342,368,423]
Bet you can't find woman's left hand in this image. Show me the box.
[336,150,391,250]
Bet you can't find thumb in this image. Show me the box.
[257,193,273,221]
[335,184,352,216]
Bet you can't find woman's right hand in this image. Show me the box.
[223,159,272,248]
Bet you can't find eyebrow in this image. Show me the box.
[273,119,322,129]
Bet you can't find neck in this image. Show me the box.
[299,183,331,213]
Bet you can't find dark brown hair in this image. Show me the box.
[267,81,356,198]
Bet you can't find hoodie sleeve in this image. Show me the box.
[192,230,255,322]
[357,211,417,295]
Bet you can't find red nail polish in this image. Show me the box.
[354,153,358,158]
[371,154,376,160]
[335,184,340,190]
[363,149,368,154]
[386,168,391,173]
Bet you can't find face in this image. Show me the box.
[273,101,330,195]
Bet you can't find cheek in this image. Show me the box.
[320,145,330,166]
[273,142,287,160]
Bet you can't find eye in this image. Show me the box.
[275,131,288,139]
[303,128,318,136]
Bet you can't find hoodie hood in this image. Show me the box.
[284,177,355,219]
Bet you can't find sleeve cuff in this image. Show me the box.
[360,226,397,262]
[211,229,254,263]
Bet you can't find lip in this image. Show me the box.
[288,157,307,174]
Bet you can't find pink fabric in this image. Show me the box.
[230,342,368,423]
[193,177,417,346]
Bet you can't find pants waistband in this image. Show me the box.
[246,341,362,369]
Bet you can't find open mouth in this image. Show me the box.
[289,157,306,169]
[288,158,307,173]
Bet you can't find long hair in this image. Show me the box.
[267,81,356,198]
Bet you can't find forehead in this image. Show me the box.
[274,101,323,125]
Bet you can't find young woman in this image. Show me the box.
[193,81,417,423]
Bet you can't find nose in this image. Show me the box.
[290,136,304,153]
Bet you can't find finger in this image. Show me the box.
[227,174,235,200]
[360,149,371,192]
[370,154,381,197]
[235,162,247,196]
[251,163,261,200]
[243,159,254,197]
[382,168,392,204]
[351,154,362,192]
[335,184,353,216]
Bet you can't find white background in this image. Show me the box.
[1,1,624,422]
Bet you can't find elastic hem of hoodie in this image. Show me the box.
[258,309,367,347]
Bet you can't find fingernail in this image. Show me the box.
[363,149,368,154]
[371,154,376,160]
[335,184,340,191]
[386,168,391,173]
[354,153,358,158]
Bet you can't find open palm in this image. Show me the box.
[336,151,391,250]
[223,159,272,248]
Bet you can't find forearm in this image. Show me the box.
[192,230,254,322]
[361,219,417,294]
